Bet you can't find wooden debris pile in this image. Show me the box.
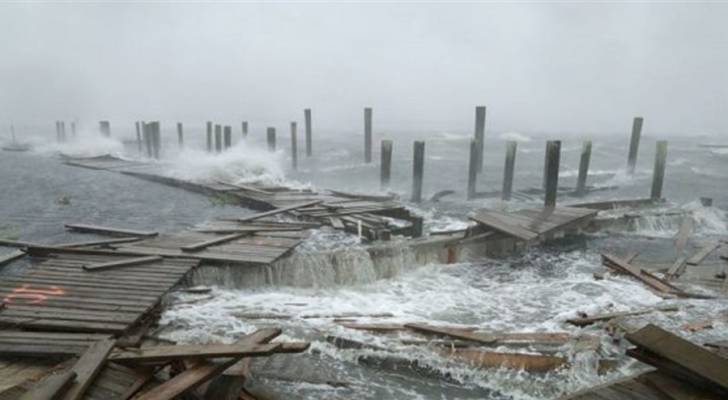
[0,328,309,400]
[468,206,598,243]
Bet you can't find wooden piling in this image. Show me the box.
[206,121,213,153]
[150,121,160,159]
[380,140,393,190]
[364,107,373,163]
[651,140,668,201]
[474,106,486,172]
[467,139,478,200]
[627,116,643,174]
[70,121,76,138]
[60,121,66,142]
[242,121,248,138]
[575,140,592,196]
[304,108,312,157]
[411,141,425,203]
[501,141,517,201]
[99,120,111,137]
[142,122,153,158]
[55,121,60,142]
[543,140,561,208]
[267,127,276,152]
[135,121,142,153]
[214,124,222,153]
[290,122,298,170]
[224,126,232,149]
[177,122,184,147]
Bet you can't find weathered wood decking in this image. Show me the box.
[0,250,198,334]
[470,206,598,242]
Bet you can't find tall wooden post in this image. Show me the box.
[501,141,517,201]
[143,122,153,158]
[290,122,298,170]
[304,108,312,157]
[380,140,393,190]
[214,124,222,153]
[206,121,213,153]
[135,121,142,153]
[575,140,592,196]
[60,121,66,142]
[148,121,160,159]
[411,141,425,203]
[627,116,643,174]
[223,126,232,149]
[544,140,561,208]
[241,121,248,138]
[267,127,276,152]
[70,122,76,138]
[364,107,373,163]
[474,106,486,172]
[177,122,184,147]
[467,139,478,200]
[651,140,668,201]
[99,121,110,137]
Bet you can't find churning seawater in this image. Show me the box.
[2,123,728,399]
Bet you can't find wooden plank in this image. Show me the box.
[625,324,728,393]
[19,370,76,400]
[62,338,116,400]
[237,200,322,222]
[602,254,679,294]
[566,305,679,327]
[665,257,687,280]
[108,343,280,363]
[442,348,567,372]
[216,181,273,195]
[405,323,496,344]
[639,371,722,400]
[470,210,538,241]
[674,217,693,257]
[64,224,158,237]
[687,242,721,266]
[82,255,163,272]
[180,233,246,252]
[0,250,24,267]
[61,237,144,248]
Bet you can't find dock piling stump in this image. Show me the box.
[575,140,592,196]
[224,126,232,150]
[628,116,644,174]
[474,106,486,172]
[267,127,276,152]
[467,139,478,200]
[177,122,184,148]
[651,140,668,201]
[380,140,393,190]
[411,141,425,203]
[304,108,312,157]
[214,124,222,153]
[501,141,517,201]
[364,107,373,163]
[206,121,213,152]
[290,122,298,170]
[544,140,561,208]
[242,121,248,138]
[99,120,111,137]
[135,121,142,153]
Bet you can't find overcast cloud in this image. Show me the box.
[0,2,726,135]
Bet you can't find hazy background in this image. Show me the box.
[0,2,726,135]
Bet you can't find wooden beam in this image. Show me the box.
[180,233,246,252]
[62,338,116,400]
[602,253,680,295]
[405,323,496,344]
[237,200,322,222]
[686,242,721,266]
[64,224,158,237]
[83,255,163,272]
[109,343,280,363]
[566,305,678,327]
[19,371,76,400]
[0,250,24,266]
[470,210,538,241]
[442,348,567,373]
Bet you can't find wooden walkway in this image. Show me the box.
[64,155,423,240]
[0,250,198,334]
[470,206,598,242]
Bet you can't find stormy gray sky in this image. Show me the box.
[0,2,726,135]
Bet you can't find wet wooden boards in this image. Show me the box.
[471,206,597,242]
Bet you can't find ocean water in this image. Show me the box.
[1,122,727,399]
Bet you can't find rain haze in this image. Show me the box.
[1,2,727,134]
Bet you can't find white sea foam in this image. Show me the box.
[498,132,532,143]
[31,129,124,158]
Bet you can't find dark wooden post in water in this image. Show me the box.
[241,121,248,138]
[290,122,298,170]
[474,106,486,172]
[651,140,668,201]
[177,122,184,148]
[143,122,153,158]
[135,121,142,153]
[304,108,312,157]
[575,140,592,196]
[60,122,66,142]
[501,141,517,201]
[543,140,561,208]
[380,140,393,190]
[206,121,213,153]
[70,122,76,138]
[364,107,373,163]
[627,116,643,174]
[411,141,425,203]
[267,127,276,152]
[55,121,60,142]
[99,121,111,137]
[467,139,478,200]
[223,126,232,150]
[149,121,160,159]
[214,124,222,153]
